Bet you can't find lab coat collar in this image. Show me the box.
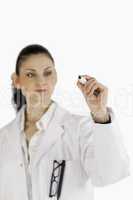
[19,100,57,132]
[10,101,68,168]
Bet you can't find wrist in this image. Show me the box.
[91,108,110,123]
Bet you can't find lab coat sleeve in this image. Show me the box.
[78,107,130,187]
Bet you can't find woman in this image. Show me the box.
[0,44,129,200]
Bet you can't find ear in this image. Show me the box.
[11,72,20,89]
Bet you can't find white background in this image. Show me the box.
[0,0,132,199]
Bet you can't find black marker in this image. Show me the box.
[78,75,100,97]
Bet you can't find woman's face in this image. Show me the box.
[12,53,57,107]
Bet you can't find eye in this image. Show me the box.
[44,71,52,76]
[26,72,35,78]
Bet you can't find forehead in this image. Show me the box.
[20,53,54,70]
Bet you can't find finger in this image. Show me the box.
[78,75,96,84]
[77,80,85,90]
[77,77,90,89]
[88,82,104,97]
[79,78,96,93]
[90,84,101,97]
[84,79,96,91]
[77,75,96,92]
[85,82,97,96]
[83,75,96,81]
[77,74,95,85]
[84,80,97,94]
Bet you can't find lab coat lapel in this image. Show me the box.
[32,103,66,167]
[10,103,67,168]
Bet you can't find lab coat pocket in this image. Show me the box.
[51,160,88,199]
[63,160,88,186]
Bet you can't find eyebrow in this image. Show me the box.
[22,66,53,71]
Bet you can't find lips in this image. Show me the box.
[35,89,47,92]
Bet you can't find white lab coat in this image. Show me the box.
[0,102,130,200]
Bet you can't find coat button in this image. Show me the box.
[20,163,23,167]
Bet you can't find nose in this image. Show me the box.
[36,76,48,89]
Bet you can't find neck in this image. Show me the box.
[25,99,53,123]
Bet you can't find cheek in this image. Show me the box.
[50,77,57,89]
[47,74,57,86]
[52,73,57,84]
[19,79,36,96]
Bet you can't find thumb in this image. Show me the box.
[76,80,85,92]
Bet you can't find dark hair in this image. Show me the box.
[12,44,55,112]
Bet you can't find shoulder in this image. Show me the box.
[0,121,15,154]
[0,104,25,139]
[0,119,16,139]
